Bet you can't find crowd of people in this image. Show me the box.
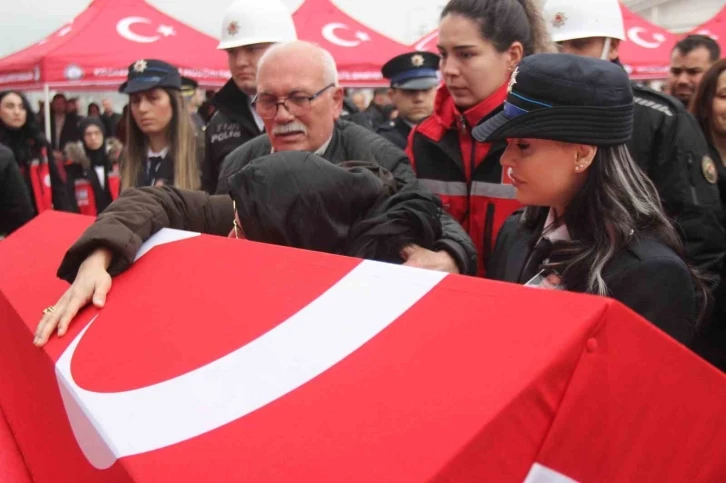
[0,0,721,371]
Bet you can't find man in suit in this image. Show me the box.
[47,94,82,161]
[376,52,440,150]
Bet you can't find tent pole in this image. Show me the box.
[43,84,51,145]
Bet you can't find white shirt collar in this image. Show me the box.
[147,147,169,159]
[542,208,571,243]
[269,134,333,156]
[248,97,265,131]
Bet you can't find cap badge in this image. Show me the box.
[702,155,718,184]
[227,21,239,36]
[552,12,568,29]
[133,60,147,73]
[508,66,519,94]
[411,54,425,67]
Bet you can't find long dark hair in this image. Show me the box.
[0,90,48,163]
[121,88,199,190]
[522,145,709,322]
[690,59,726,144]
[440,0,553,56]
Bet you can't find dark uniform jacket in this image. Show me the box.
[203,79,262,194]
[487,212,698,346]
[217,119,478,275]
[627,84,725,285]
[0,143,34,235]
[376,118,412,150]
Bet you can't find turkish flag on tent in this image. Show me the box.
[0,0,229,90]
[619,5,677,79]
[687,4,726,44]
[411,5,676,80]
[292,0,409,87]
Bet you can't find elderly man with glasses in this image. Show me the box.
[217,41,477,275]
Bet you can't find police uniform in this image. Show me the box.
[119,59,183,188]
[475,54,698,345]
[376,52,440,150]
[626,82,725,285]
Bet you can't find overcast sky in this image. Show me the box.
[1,0,448,58]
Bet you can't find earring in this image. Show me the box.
[575,165,581,172]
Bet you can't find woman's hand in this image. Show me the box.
[34,248,114,347]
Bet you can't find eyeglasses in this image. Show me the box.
[252,84,335,120]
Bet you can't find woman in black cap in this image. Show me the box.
[475,53,707,345]
[119,59,200,191]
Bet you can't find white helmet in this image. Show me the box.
[543,0,625,43]
[217,0,298,50]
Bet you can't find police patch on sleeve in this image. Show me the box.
[702,155,718,184]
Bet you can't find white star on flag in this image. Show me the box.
[157,25,176,37]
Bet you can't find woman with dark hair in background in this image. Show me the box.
[689,59,726,369]
[118,59,200,191]
[0,90,74,214]
[482,54,707,346]
[87,102,101,118]
[407,0,553,275]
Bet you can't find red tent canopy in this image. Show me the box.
[0,0,229,91]
[292,0,409,87]
[688,4,726,44]
[411,5,676,80]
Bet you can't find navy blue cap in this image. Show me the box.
[382,52,440,90]
[472,53,634,146]
[119,59,182,94]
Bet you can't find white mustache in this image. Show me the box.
[272,121,308,136]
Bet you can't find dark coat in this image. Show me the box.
[47,113,82,151]
[101,112,122,139]
[216,119,478,274]
[56,153,442,282]
[628,83,725,286]
[203,79,262,194]
[365,103,388,130]
[376,118,411,150]
[0,143,34,235]
[487,212,698,346]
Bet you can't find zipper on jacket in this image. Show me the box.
[482,202,495,267]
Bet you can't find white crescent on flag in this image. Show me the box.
[55,229,446,469]
[117,17,161,44]
[627,27,666,49]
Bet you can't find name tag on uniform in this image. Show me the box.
[524,269,565,291]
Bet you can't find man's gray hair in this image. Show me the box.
[257,40,339,86]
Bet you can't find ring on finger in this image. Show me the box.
[42,306,56,316]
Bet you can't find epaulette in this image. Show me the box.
[632,85,679,118]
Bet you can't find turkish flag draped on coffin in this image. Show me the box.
[0,212,725,483]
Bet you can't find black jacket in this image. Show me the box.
[365,103,388,130]
[217,119,478,275]
[0,143,34,235]
[203,79,262,194]
[628,84,725,285]
[47,113,82,151]
[487,212,698,346]
[101,112,122,138]
[229,152,442,261]
[376,118,412,150]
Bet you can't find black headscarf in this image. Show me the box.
[227,151,442,263]
[79,116,109,168]
[0,90,47,165]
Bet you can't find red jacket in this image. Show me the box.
[407,84,522,275]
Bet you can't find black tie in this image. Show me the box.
[519,238,554,283]
[147,156,163,185]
